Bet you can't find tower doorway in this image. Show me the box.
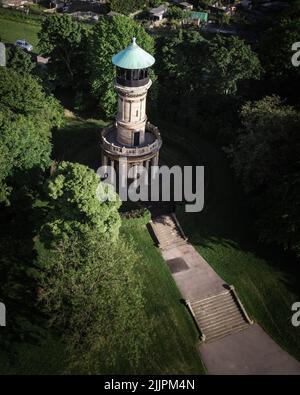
[133,131,140,146]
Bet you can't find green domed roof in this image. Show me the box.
[112,37,155,70]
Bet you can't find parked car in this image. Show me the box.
[15,39,33,52]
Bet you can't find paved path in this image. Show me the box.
[162,243,226,300]
[155,223,300,375]
[200,324,300,375]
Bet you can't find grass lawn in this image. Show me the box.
[158,120,300,362]
[121,222,205,374]
[0,17,40,48]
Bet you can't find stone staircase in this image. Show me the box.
[149,214,187,250]
[187,287,252,343]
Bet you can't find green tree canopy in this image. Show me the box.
[35,229,150,373]
[41,161,121,244]
[166,6,191,20]
[0,68,63,204]
[148,0,162,7]
[160,31,262,96]
[260,18,300,81]
[6,46,35,75]
[226,96,300,257]
[109,0,145,15]
[38,14,89,88]
[88,15,155,118]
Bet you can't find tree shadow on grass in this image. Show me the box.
[52,117,108,171]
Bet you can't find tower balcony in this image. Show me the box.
[101,122,162,160]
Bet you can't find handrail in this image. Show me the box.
[170,213,188,241]
[185,299,206,342]
[229,285,254,325]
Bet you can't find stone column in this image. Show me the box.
[132,163,138,179]
[110,159,115,184]
[151,153,159,166]
[102,154,108,166]
[145,159,150,175]
[119,158,128,190]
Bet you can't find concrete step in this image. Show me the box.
[157,232,181,240]
[190,291,231,306]
[191,299,239,316]
[196,308,244,327]
[159,235,183,244]
[153,229,181,238]
[199,312,245,331]
[161,240,187,250]
[162,241,186,251]
[158,234,184,243]
[188,289,251,343]
[150,215,186,250]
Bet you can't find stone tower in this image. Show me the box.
[100,37,162,178]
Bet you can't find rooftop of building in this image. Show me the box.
[149,4,168,14]
[191,11,208,21]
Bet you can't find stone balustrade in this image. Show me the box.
[101,122,162,157]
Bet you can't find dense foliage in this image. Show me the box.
[166,6,191,20]
[40,161,121,244]
[0,68,63,203]
[226,96,300,257]
[157,30,261,137]
[260,18,300,81]
[109,0,145,15]
[6,46,35,75]
[36,229,149,374]
[38,15,89,89]
[160,31,261,96]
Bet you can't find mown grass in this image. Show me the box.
[121,222,205,374]
[0,17,40,48]
[158,120,300,362]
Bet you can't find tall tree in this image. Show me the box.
[88,15,155,118]
[260,18,300,81]
[157,31,261,136]
[0,68,63,204]
[38,15,89,88]
[226,96,300,257]
[36,229,150,373]
[35,161,147,373]
[161,32,262,97]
